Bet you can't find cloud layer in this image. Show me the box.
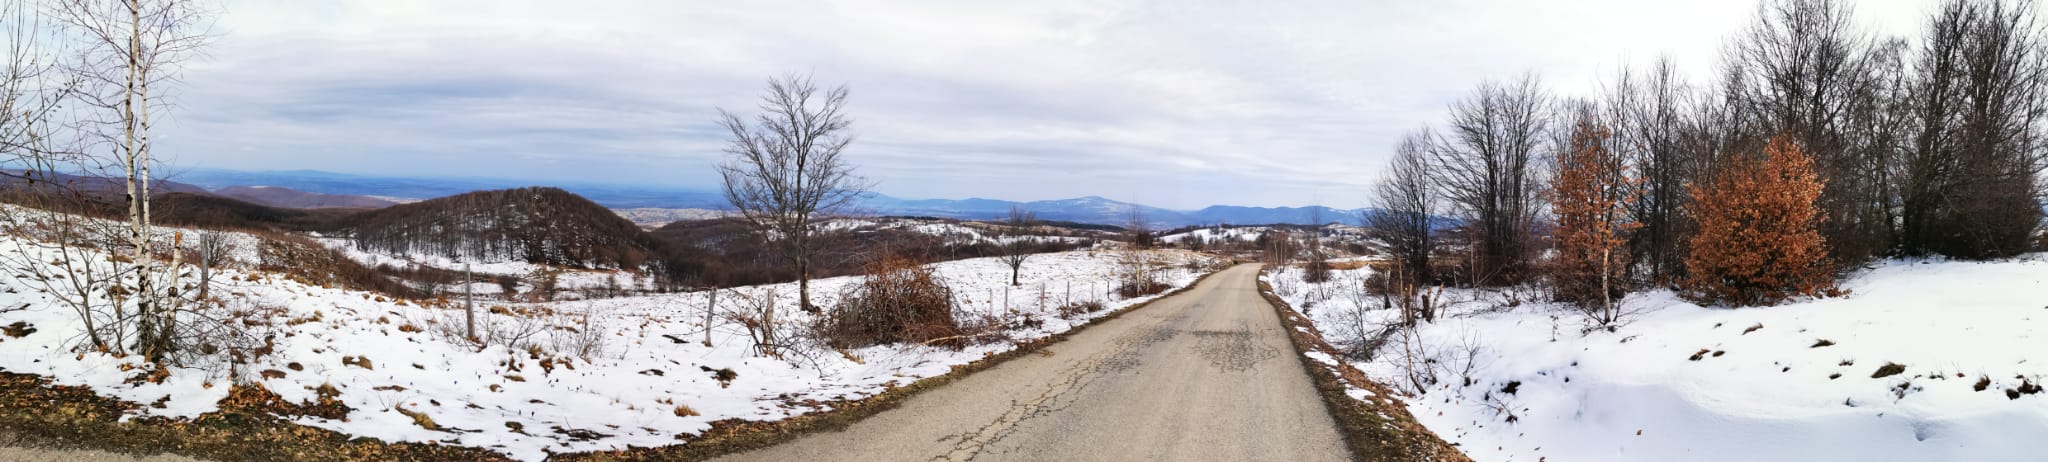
[161,0,1929,209]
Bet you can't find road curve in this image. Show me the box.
[717,264,1349,462]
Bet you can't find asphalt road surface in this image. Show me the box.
[0,431,203,462]
[717,264,1349,462]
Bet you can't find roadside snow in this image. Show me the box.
[1266,258,2048,462]
[0,223,1217,461]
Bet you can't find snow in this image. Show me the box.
[1160,226,1271,244]
[1264,258,2048,462]
[0,217,1217,461]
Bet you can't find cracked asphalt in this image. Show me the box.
[716,264,1348,462]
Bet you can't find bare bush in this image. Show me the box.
[1055,300,1105,318]
[546,306,610,361]
[820,256,961,349]
[431,303,549,353]
[718,287,821,365]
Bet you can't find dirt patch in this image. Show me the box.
[0,372,505,462]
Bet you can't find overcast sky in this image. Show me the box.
[164,0,1933,209]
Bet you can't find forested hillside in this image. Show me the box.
[339,187,670,269]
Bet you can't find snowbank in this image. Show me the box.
[1265,258,2048,462]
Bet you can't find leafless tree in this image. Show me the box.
[1723,0,1899,265]
[1606,57,1695,284]
[1302,206,1331,283]
[47,0,210,364]
[192,229,232,300]
[1429,74,1549,285]
[1116,206,1160,295]
[717,74,871,312]
[1898,0,2048,259]
[997,206,1036,286]
[1368,130,1439,323]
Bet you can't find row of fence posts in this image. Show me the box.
[948,278,1117,320]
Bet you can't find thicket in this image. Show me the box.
[819,256,961,349]
[1357,0,2048,315]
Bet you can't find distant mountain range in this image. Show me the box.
[214,185,399,209]
[170,168,1371,227]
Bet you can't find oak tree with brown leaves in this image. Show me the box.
[1682,136,1836,307]
[1550,115,1640,325]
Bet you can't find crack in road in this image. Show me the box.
[1191,320,1280,373]
[930,312,1186,462]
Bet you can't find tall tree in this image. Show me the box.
[1898,0,2048,259]
[717,74,871,312]
[1683,136,1835,307]
[1607,57,1694,284]
[1367,130,1439,323]
[1723,0,1894,266]
[1550,109,1640,325]
[1430,74,1549,285]
[53,0,209,363]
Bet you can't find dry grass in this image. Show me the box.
[0,372,501,461]
[1326,260,1371,271]
[394,406,439,431]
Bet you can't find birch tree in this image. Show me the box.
[51,0,209,363]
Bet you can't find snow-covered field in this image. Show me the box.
[0,220,1218,461]
[313,236,648,297]
[1265,259,2048,462]
[1160,226,1271,245]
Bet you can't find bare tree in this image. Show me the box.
[48,0,210,363]
[716,74,871,312]
[1898,0,2048,259]
[1429,74,1550,285]
[1303,206,1331,283]
[997,206,1036,286]
[1723,0,1897,266]
[192,229,232,301]
[1116,206,1160,296]
[0,2,119,348]
[1368,130,1440,324]
[1606,57,1696,284]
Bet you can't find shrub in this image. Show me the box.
[1303,258,1333,284]
[820,256,961,349]
[1116,279,1170,298]
[1681,135,1835,307]
[1056,300,1106,318]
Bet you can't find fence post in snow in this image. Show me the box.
[464,263,475,341]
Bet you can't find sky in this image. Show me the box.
[163,0,1932,210]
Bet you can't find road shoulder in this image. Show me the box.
[1255,268,1473,462]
